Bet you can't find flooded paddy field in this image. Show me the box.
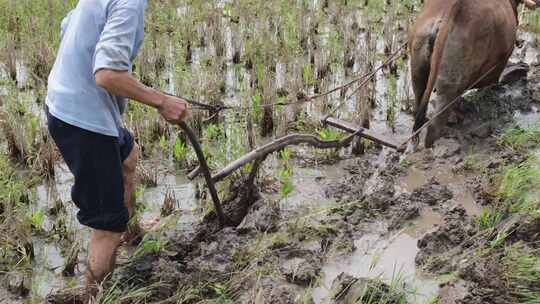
[0,1,539,303]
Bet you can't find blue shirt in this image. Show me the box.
[47,0,147,137]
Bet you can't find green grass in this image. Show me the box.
[523,8,540,33]
[498,124,540,152]
[502,244,540,304]
[399,158,413,169]
[476,207,506,230]
[498,155,540,216]
[0,152,34,272]
[345,274,409,304]
[318,128,345,141]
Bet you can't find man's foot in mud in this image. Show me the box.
[121,218,160,246]
[405,135,420,153]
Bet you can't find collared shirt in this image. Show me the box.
[46,0,147,137]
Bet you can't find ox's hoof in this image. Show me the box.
[405,141,419,154]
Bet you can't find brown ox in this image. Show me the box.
[409,0,539,148]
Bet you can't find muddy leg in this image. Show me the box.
[85,229,122,302]
[425,94,457,147]
[410,50,431,149]
[122,144,142,244]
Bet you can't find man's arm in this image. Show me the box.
[93,0,187,123]
[95,70,188,123]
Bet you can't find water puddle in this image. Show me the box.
[514,104,540,128]
[31,239,78,300]
[278,163,344,212]
[404,208,442,238]
[141,172,198,229]
[398,165,480,217]
[312,225,440,304]
[311,154,443,303]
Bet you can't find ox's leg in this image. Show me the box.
[425,91,460,147]
[411,45,431,119]
[410,37,432,149]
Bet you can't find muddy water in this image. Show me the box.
[308,159,445,304]
[278,165,344,212]
[398,165,481,217]
[515,104,540,128]
[312,220,440,304]
[140,171,198,228]
[31,239,81,300]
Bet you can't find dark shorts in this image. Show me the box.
[47,110,134,233]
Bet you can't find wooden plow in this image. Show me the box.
[175,43,410,226]
[180,115,405,226]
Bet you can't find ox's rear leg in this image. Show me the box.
[410,55,431,149]
[425,91,461,147]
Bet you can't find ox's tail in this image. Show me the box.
[413,1,463,132]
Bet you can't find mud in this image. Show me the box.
[415,206,476,274]
[410,63,540,303]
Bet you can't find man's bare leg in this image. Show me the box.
[85,145,140,302]
[85,229,122,301]
[122,144,142,243]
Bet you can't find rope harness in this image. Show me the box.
[170,39,513,151]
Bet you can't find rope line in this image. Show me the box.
[164,42,409,116]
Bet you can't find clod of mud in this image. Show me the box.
[509,216,540,247]
[280,250,322,286]
[387,193,420,230]
[237,198,280,234]
[465,175,497,206]
[174,174,263,246]
[220,176,263,227]
[410,177,453,206]
[439,279,474,304]
[118,228,252,300]
[280,257,320,286]
[455,256,509,304]
[241,277,305,304]
[433,138,462,158]
[416,206,476,274]
[189,227,245,274]
[469,122,493,138]
[117,253,157,286]
[462,79,533,123]
[362,153,403,211]
[329,273,405,304]
[45,287,86,304]
[437,236,539,304]
[387,177,453,230]
[324,157,376,203]
[530,63,540,100]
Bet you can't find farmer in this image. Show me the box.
[46,0,188,300]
